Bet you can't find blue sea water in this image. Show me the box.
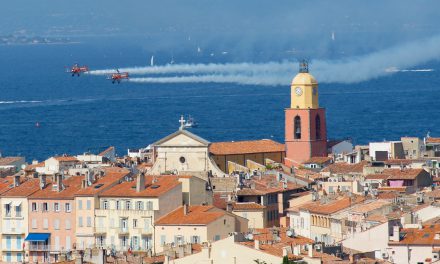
[0,40,439,161]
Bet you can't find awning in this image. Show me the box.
[25,233,50,241]
[12,201,22,207]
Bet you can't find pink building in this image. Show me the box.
[26,175,82,263]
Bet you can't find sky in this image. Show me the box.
[1,1,440,60]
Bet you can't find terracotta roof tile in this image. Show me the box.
[321,161,368,174]
[2,178,43,197]
[350,200,391,214]
[237,174,304,196]
[155,205,226,225]
[53,156,78,162]
[100,175,181,198]
[383,168,428,180]
[302,156,332,165]
[209,139,285,155]
[365,173,389,180]
[299,195,365,215]
[29,176,83,199]
[389,224,440,245]
[98,146,115,156]
[232,202,265,211]
[383,159,413,166]
[75,167,130,196]
[24,162,45,171]
[0,157,23,166]
[427,137,440,144]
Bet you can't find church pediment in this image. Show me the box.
[152,130,210,147]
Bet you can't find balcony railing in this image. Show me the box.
[2,227,25,234]
[94,227,107,234]
[28,244,72,252]
[118,228,129,234]
[28,244,49,251]
[95,209,155,218]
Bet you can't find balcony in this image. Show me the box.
[28,244,49,251]
[2,227,25,234]
[94,227,107,234]
[95,209,155,218]
[117,228,129,235]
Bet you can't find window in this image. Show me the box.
[65,203,71,212]
[32,219,37,229]
[78,217,83,227]
[136,201,143,210]
[16,236,21,250]
[191,236,200,244]
[315,115,321,140]
[15,205,22,217]
[179,156,186,164]
[103,200,109,210]
[160,235,166,245]
[43,218,48,229]
[87,217,92,227]
[65,219,71,230]
[133,219,138,228]
[32,202,37,212]
[17,253,22,262]
[43,202,48,212]
[78,200,83,210]
[116,200,120,210]
[146,201,153,210]
[126,201,131,210]
[54,219,60,230]
[294,116,301,139]
[86,200,91,210]
[5,203,11,216]
[54,203,60,212]
[214,235,220,241]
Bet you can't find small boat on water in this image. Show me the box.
[184,115,198,128]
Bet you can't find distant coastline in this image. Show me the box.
[0,35,80,45]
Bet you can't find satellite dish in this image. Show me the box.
[40,182,45,189]
[286,230,293,237]
[246,234,254,240]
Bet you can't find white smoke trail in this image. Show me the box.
[90,35,440,85]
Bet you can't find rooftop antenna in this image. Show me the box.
[299,59,309,73]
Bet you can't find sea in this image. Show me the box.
[0,38,439,161]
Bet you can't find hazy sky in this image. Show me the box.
[2,1,440,58]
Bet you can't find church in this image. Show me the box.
[146,61,328,176]
[284,61,328,167]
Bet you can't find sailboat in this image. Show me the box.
[150,55,154,67]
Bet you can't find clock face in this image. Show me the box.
[295,87,303,96]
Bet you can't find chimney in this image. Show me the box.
[39,174,46,189]
[136,172,146,192]
[391,225,400,242]
[183,204,189,216]
[254,240,260,250]
[56,173,63,192]
[226,202,233,212]
[81,179,87,189]
[14,175,20,187]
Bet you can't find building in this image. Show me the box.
[209,139,285,173]
[424,136,440,157]
[379,168,432,193]
[0,157,26,176]
[327,139,354,157]
[386,224,440,264]
[369,141,405,161]
[302,157,333,170]
[285,61,327,167]
[401,137,422,159]
[94,174,183,253]
[230,202,266,229]
[155,205,247,252]
[26,175,83,263]
[42,156,80,175]
[0,176,40,263]
[149,129,225,178]
[74,167,131,250]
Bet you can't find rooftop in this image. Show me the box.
[2,178,43,197]
[350,200,391,214]
[98,146,115,156]
[383,168,428,180]
[155,205,227,225]
[302,156,332,165]
[209,139,285,155]
[232,202,266,211]
[389,224,440,246]
[321,161,367,174]
[0,157,23,166]
[236,174,304,196]
[299,195,365,215]
[29,176,83,199]
[426,137,440,144]
[100,175,181,198]
[75,167,130,196]
[52,156,79,162]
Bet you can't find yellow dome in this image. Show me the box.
[291,72,318,86]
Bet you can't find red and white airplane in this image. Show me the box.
[107,69,129,84]
[66,63,89,76]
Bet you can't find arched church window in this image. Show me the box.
[294,116,301,139]
[316,115,321,140]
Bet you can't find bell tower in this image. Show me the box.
[285,60,327,167]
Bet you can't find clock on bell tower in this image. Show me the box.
[284,60,327,167]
